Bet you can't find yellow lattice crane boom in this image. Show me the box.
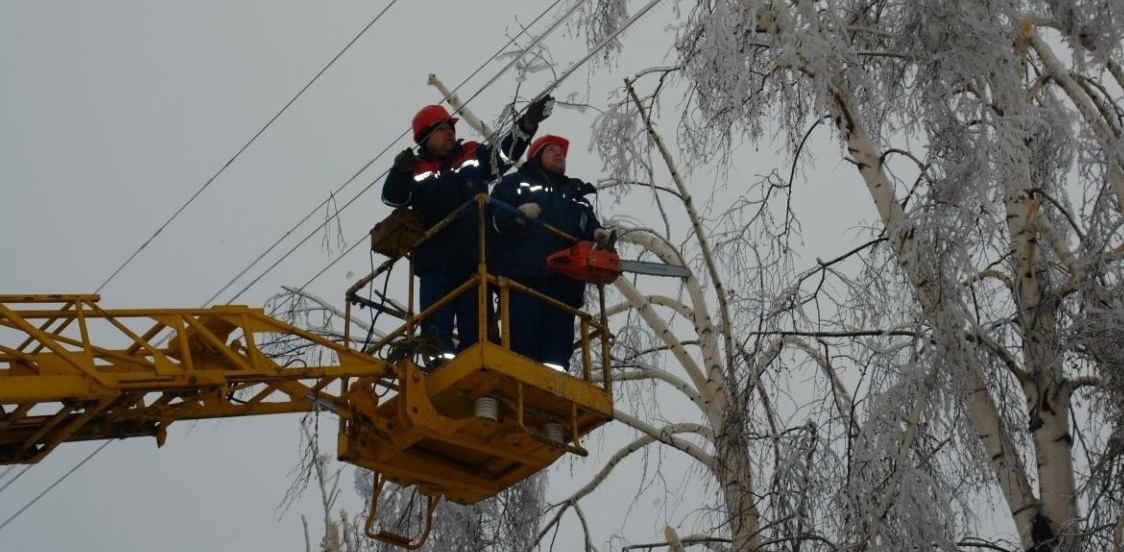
[0,294,389,461]
[0,197,618,549]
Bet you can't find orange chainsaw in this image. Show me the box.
[546,239,691,284]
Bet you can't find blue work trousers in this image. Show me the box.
[507,276,577,371]
[418,271,481,355]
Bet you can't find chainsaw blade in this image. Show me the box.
[618,259,691,278]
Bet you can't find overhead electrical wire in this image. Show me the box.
[241,0,667,300]
[0,466,30,495]
[0,0,573,530]
[1,0,670,535]
[93,0,404,295]
[211,0,571,306]
[0,0,405,531]
[0,441,114,533]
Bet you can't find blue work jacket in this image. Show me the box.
[490,164,601,304]
[381,126,532,274]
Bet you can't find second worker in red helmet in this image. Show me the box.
[382,96,553,360]
[489,134,612,372]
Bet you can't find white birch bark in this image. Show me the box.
[829,85,1046,548]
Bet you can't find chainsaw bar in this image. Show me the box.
[618,259,691,278]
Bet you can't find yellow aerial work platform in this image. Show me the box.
[340,340,613,505]
[0,195,615,549]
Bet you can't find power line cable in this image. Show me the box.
[203,141,402,307]
[3,0,662,535]
[94,0,403,295]
[0,1,405,531]
[440,0,579,121]
[0,465,31,495]
[0,441,113,533]
[212,0,571,306]
[0,0,569,522]
[282,0,668,297]
[548,0,667,99]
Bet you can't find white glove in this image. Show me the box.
[593,228,613,246]
[517,203,541,219]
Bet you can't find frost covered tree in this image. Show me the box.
[263,289,547,552]
[540,1,1124,551]
[354,475,546,552]
[269,2,1124,547]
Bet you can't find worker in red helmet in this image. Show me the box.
[489,134,611,372]
[381,96,554,360]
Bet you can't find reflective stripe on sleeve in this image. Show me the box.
[413,158,478,182]
[516,182,543,194]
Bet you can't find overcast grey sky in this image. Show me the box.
[1,2,881,551]
[0,2,687,550]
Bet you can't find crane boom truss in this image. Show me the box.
[0,195,617,550]
[0,294,391,463]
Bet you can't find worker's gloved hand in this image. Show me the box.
[593,228,613,246]
[517,203,542,219]
[523,95,555,125]
[575,181,597,197]
[393,148,418,173]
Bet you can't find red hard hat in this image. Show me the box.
[527,134,569,161]
[411,104,458,143]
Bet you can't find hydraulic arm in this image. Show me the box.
[0,293,390,463]
[0,287,614,549]
[1,195,617,549]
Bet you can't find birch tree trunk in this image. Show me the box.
[565,1,1124,550]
